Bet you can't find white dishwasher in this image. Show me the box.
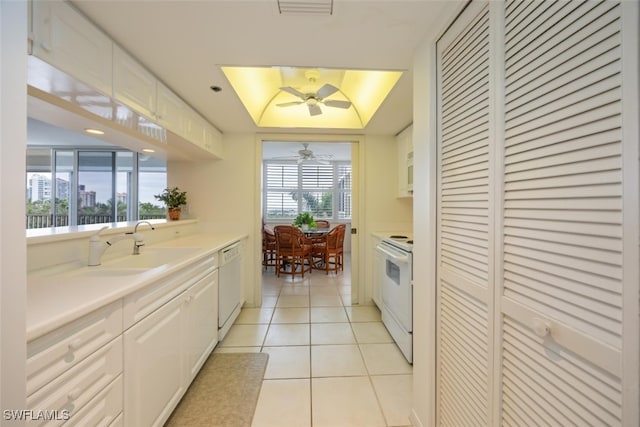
[218,241,243,340]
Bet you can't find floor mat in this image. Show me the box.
[165,352,269,427]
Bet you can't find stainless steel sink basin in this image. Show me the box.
[103,246,201,269]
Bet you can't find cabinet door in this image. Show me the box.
[500,1,633,424]
[156,82,186,137]
[436,2,493,425]
[124,294,187,427]
[31,1,112,96]
[436,1,639,426]
[185,271,218,381]
[184,113,207,148]
[113,45,157,120]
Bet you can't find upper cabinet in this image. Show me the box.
[113,45,157,121]
[31,0,113,96]
[156,81,187,136]
[30,0,222,160]
[397,124,414,198]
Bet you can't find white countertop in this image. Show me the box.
[27,232,246,341]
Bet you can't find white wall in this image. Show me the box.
[1,0,28,419]
[362,134,413,304]
[170,133,259,307]
[411,35,437,427]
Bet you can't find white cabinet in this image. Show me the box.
[397,125,413,198]
[26,301,123,425]
[156,81,187,138]
[185,271,218,381]
[124,291,188,427]
[123,257,218,427]
[31,0,112,96]
[113,45,157,121]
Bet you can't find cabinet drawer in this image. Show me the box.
[27,301,122,396]
[123,256,215,330]
[66,374,122,427]
[27,336,122,426]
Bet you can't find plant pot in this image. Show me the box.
[301,224,309,231]
[168,207,181,221]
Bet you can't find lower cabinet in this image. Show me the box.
[185,272,218,381]
[123,268,218,427]
[28,253,220,427]
[123,291,187,427]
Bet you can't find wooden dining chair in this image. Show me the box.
[274,225,313,278]
[315,220,330,230]
[312,224,346,274]
[262,224,277,272]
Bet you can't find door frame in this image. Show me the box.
[252,133,364,306]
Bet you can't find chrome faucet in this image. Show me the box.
[88,223,153,266]
[132,221,155,255]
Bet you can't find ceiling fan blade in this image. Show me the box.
[323,99,352,109]
[308,104,322,116]
[280,86,306,100]
[276,101,304,107]
[316,83,339,99]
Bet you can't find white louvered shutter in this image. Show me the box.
[500,1,635,425]
[436,2,494,425]
[436,0,638,425]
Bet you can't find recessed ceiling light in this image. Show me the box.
[142,148,155,153]
[84,128,104,135]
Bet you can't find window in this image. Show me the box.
[25,148,166,229]
[264,160,351,221]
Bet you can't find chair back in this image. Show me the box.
[263,224,276,246]
[334,224,346,250]
[324,225,343,249]
[315,220,331,230]
[274,225,310,251]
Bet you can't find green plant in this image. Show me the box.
[292,211,317,229]
[154,187,187,209]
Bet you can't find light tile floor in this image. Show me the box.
[215,260,413,427]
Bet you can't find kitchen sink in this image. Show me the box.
[73,267,149,277]
[103,246,201,269]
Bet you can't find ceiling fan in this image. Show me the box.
[276,70,352,116]
[272,143,333,164]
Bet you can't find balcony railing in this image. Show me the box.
[26,214,166,229]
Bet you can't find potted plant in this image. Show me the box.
[292,211,317,231]
[154,187,187,220]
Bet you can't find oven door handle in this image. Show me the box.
[376,245,410,263]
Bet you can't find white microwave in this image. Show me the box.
[407,150,414,193]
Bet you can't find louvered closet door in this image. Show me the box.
[501,0,636,425]
[436,2,494,425]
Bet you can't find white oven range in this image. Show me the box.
[376,235,413,363]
